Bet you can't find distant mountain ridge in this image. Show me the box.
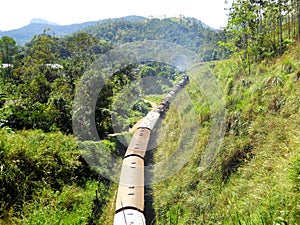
[0,16,148,46]
[30,18,58,25]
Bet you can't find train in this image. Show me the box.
[113,75,189,225]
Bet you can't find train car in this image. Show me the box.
[124,128,151,159]
[113,111,160,225]
[113,75,189,225]
[115,156,144,212]
[114,209,145,225]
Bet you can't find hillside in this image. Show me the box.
[1,43,298,224]
[0,16,226,61]
[0,7,299,224]
[147,43,300,224]
[83,17,226,61]
[0,16,147,46]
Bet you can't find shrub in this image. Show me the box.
[0,129,97,219]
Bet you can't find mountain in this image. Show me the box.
[0,15,147,46]
[30,18,58,25]
[0,15,226,61]
[82,16,225,61]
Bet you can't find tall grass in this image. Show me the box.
[0,130,113,225]
[152,45,300,224]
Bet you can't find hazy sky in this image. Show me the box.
[0,0,230,31]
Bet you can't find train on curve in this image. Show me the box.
[113,75,189,225]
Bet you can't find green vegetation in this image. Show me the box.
[147,5,298,223]
[0,7,299,225]
[84,16,228,61]
[0,16,147,46]
[0,129,109,224]
[0,18,190,224]
[152,44,300,224]
[221,0,300,72]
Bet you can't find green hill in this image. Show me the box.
[148,43,300,225]
[83,17,226,61]
[0,16,225,62]
[0,16,147,46]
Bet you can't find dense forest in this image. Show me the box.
[0,16,226,137]
[83,17,228,61]
[0,1,300,223]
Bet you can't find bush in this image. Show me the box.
[0,129,96,219]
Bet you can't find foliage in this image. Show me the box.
[0,36,20,80]
[1,11,299,225]
[0,14,226,225]
[152,44,300,224]
[20,181,106,225]
[221,0,300,72]
[0,32,113,134]
[0,130,84,219]
[84,17,229,61]
[0,129,117,224]
[0,16,147,46]
[0,30,189,137]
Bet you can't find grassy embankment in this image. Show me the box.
[0,129,119,225]
[151,43,300,225]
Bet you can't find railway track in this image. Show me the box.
[113,75,189,225]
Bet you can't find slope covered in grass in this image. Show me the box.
[152,43,300,225]
[0,130,115,225]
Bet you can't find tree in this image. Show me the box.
[0,36,19,79]
[222,0,300,66]
[222,0,259,72]
[0,36,18,64]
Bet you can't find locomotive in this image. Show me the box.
[113,75,189,225]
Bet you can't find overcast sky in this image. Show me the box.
[0,0,230,31]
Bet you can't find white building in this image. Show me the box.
[46,63,63,69]
[1,64,13,68]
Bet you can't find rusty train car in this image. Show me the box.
[113,75,189,225]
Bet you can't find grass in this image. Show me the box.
[0,130,114,225]
[151,43,300,224]
[20,181,100,225]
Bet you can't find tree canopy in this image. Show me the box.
[221,0,300,72]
